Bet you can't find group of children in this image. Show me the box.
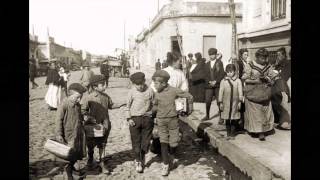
[56,69,194,179]
[55,60,252,179]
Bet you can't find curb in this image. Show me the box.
[181,115,286,180]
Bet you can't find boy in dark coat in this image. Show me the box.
[56,83,87,180]
[203,48,225,122]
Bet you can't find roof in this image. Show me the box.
[136,2,242,43]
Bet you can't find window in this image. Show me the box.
[271,0,286,21]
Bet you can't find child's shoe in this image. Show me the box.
[100,162,110,174]
[161,163,169,176]
[135,160,143,173]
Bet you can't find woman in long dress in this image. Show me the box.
[45,61,63,110]
[242,48,278,141]
[189,52,207,102]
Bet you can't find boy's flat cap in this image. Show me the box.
[90,75,106,85]
[68,83,87,94]
[152,70,170,82]
[130,72,145,84]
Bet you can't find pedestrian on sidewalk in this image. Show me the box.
[152,70,193,176]
[242,48,278,141]
[100,59,110,87]
[124,72,155,173]
[79,61,94,89]
[55,83,87,180]
[29,56,39,89]
[189,52,207,103]
[80,75,126,174]
[218,64,243,140]
[236,48,250,132]
[271,47,291,130]
[203,48,225,122]
[45,61,63,110]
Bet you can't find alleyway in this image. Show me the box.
[29,68,250,180]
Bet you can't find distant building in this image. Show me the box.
[133,0,243,68]
[36,36,84,67]
[237,0,291,61]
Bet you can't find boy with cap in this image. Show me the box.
[124,72,155,173]
[152,70,193,176]
[56,83,87,180]
[80,74,126,174]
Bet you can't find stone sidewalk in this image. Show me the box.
[136,65,291,180]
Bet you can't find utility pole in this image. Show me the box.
[229,0,238,72]
[123,20,126,50]
[158,0,160,12]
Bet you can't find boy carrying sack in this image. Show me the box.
[152,70,193,176]
[55,83,87,180]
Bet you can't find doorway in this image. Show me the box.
[203,36,216,60]
[171,36,182,56]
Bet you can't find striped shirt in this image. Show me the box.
[124,86,154,119]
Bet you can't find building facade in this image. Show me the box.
[237,0,291,60]
[133,0,242,68]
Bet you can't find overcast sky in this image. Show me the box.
[29,0,170,55]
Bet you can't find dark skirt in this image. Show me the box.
[189,79,206,103]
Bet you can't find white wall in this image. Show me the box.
[137,16,241,68]
[240,0,291,33]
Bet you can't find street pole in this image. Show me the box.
[124,20,126,51]
[229,0,238,73]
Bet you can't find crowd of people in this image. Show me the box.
[155,47,291,141]
[29,46,291,179]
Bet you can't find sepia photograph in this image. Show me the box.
[29,0,291,179]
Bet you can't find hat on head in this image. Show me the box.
[68,83,87,94]
[130,72,145,85]
[152,70,170,82]
[89,75,106,85]
[208,48,217,55]
[83,61,90,67]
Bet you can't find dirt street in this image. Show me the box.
[29,68,247,180]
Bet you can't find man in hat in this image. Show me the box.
[203,48,225,122]
[100,59,110,87]
[56,83,87,180]
[79,61,94,89]
[80,74,126,174]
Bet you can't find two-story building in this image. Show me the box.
[237,0,291,61]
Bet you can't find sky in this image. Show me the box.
[29,0,170,55]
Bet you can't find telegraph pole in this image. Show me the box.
[229,0,238,73]
[123,20,126,50]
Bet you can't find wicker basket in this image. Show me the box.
[44,139,72,160]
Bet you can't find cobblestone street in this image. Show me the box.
[29,68,249,180]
